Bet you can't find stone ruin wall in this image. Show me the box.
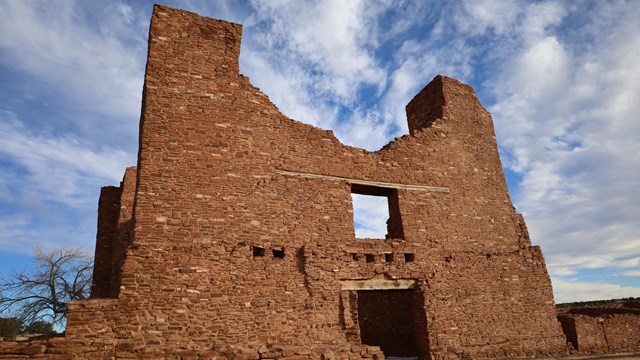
[91,166,136,299]
[4,4,637,360]
[557,301,640,353]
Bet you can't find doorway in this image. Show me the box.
[357,289,424,358]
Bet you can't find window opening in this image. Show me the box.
[404,253,415,262]
[272,248,285,259]
[384,253,394,263]
[351,253,360,261]
[351,185,404,240]
[365,254,375,263]
[252,246,265,257]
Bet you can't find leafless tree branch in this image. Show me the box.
[0,246,93,327]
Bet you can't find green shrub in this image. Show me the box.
[0,317,23,340]
[23,320,54,335]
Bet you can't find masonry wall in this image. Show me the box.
[109,5,567,359]
[90,166,136,299]
[558,308,640,353]
[1,5,573,360]
[110,167,137,297]
[91,186,121,298]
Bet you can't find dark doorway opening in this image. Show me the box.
[357,289,423,358]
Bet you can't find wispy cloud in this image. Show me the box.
[0,111,132,208]
[240,0,400,150]
[248,0,388,103]
[0,111,133,254]
[0,0,145,124]
[352,194,389,239]
[552,277,640,303]
[0,1,144,255]
[487,1,640,283]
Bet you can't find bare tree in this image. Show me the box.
[0,246,93,328]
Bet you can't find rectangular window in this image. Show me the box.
[252,246,265,257]
[272,248,285,259]
[351,185,404,239]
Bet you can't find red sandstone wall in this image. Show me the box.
[110,166,137,297]
[91,166,137,299]
[91,186,121,298]
[558,309,640,353]
[0,5,574,359]
[109,5,566,358]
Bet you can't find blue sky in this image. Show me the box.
[0,0,639,304]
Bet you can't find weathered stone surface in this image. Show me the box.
[557,301,640,354]
[90,166,136,299]
[6,4,631,360]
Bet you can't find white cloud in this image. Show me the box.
[487,0,640,293]
[616,257,640,269]
[0,109,130,254]
[239,0,398,150]
[0,217,39,252]
[0,1,144,258]
[334,108,391,152]
[0,213,97,256]
[461,0,521,35]
[240,48,340,130]
[0,0,145,123]
[514,36,570,101]
[381,52,437,135]
[0,111,132,208]
[248,0,387,102]
[552,277,640,303]
[352,194,389,239]
[547,254,617,277]
[520,2,566,43]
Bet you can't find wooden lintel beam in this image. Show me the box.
[276,170,450,193]
[340,279,417,291]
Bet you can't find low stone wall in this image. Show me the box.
[558,307,640,353]
[0,337,68,359]
[0,340,384,360]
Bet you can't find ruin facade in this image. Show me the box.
[6,4,629,359]
[557,300,640,353]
